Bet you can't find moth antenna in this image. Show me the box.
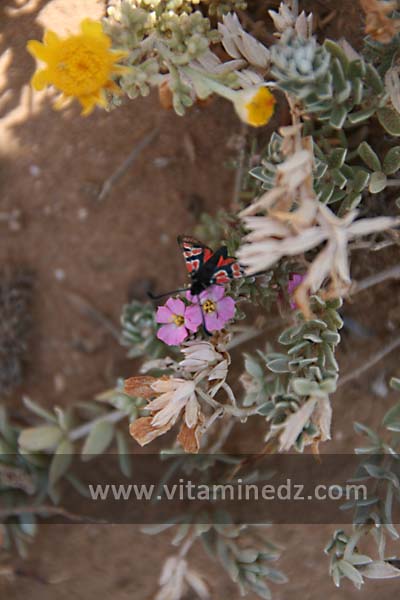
[147,288,188,301]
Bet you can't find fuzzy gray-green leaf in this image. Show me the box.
[81,420,115,460]
[369,171,387,194]
[378,107,400,136]
[383,147,400,175]
[49,438,73,488]
[358,142,381,171]
[19,425,63,452]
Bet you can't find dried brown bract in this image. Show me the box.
[360,0,400,43]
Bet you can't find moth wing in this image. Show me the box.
[210,256,244,285]
[177,235,214,275]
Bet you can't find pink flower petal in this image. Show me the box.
[157,323,188,346]
[209,285,225,301]
[186,291,199,304]
[174,325,190,345]
[166,297,185,316]
[185,304,203,332]
[156,305,173,324]
[287,274,304,295]
[198,289,210,303]
[204,312,225,331]
[216,296,235,321]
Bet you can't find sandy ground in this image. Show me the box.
[1,1,400,599]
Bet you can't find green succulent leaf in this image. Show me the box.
[19,425,63,452]
[369,171,387,194]
[378,107,400,136]
[358,142,381,171]
[81,420,115,460]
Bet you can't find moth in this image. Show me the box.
[149,236,243,299]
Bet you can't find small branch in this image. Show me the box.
[97,128,159,201]
[196,387,259,419]
[351,265,400,294]
[66,292,121,341]
[337,335,400,389]
[69,409,126,442]
[227,327,263,350]
[231,123,248,211]
[208,418,235,453]
[221,382,237,407]
[0,504,105,523]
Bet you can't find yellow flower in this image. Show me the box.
[233,86,276,127]
[27,19,127,116]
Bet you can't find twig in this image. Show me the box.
[0,504,105,523]
[97,128,159,201]
[227,327,262,350]
[66,291,121,341]
[208,418,235,453]
[221,382,237,407]
[69,409,126,442]
[231,123,248,210]
[337,335,400,389]
[351,265,400,294]
[196,387,259,419]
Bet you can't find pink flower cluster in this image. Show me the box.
[287,273,304,309]
[156,285,235,346]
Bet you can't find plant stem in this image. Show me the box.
[69,410,126,442]
[352,264,400,294]
[0,504,104,523]
[337,335,400,389]
[196,387,259,419]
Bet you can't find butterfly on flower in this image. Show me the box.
[149,236,244,300]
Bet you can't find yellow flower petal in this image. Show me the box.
[81,18,106,39]
[234,86,276,128]
[53,94,73,110]
[111,50,129,63]
[27,40,49,62]
[27,18,126,116]
[79,95,97,116]
[31,69,49,90]
[44,30,60,47]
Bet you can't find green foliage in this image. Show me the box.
[121,299,166,358]
[325,376,400,588]
[104,0,229,113]
[201,523,287,599]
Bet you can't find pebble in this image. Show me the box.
[54,268,66,281]
[29,164,41,177]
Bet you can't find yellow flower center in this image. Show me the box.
[202,299,216,314]
[52,37,110,96]
[245,87,276,127]
[172,314,185,326]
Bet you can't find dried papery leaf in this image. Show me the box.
[129,416,172,446]
[360,0,400,43]
[124,376,157,399]
[275,397,318,451]
[218,13,270,69]
[177,419,204,453]
[312,396,332,442]
[185,569,210,599]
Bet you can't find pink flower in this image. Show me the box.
[288,274,304,309]
[156,298,199,346]
[185,285,235,332]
